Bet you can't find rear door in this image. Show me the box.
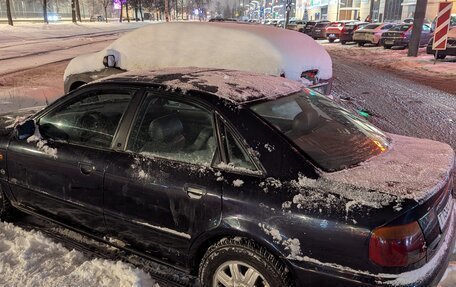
[421,24,432,45]
[7,86,137,232]
[103,90,222,268]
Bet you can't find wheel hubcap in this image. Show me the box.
[213,261,270,287]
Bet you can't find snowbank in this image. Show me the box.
[64,22,332,83]
[0,222,157,287]
[105,67,304,103]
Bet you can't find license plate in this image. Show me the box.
[329,34,336,38]
[385,40,393,45]
[315,30,321,32]
[438,198,453,231]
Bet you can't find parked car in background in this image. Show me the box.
[303,20,318,35]
[277,19,286,28]
[311,21,331,40]
[3,67,455,287]
[353,23,396,46]
[63,22,333,95]
[381,23,433,49]
[286,20,306,32]
[90,15,105,22]
[268,19,279,26]
[47,13,61,22]
[338,22,369,44]
[325,20,355,43]
[426,27,456,59]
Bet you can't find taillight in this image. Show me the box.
[369,221,426,267]
[400,33,406,38]
[301,69,319,84]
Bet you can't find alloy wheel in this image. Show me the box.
[212,261,270,287]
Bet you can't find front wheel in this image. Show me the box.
[328,38,335,43]
[358,42,364,47]
[199,238,291,287]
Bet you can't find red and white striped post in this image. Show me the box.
[433,2,454,60]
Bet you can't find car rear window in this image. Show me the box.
[345,24,355,29]
[315,22,328,27]
[250,91,390,171]
[330,22,343,27]
[390,24,411,31]
[364,24,381,29]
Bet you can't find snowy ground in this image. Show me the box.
[320,40,456,95]
[0,221,158,287]
[0,22,455,286]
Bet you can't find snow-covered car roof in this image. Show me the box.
[64,22,332,83]
[99,67,305,103]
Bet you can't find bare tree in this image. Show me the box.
[119,0,123,22]
[71,0,77,23]
[6,0,13,26]
[43,0,49,24]
[75,0,82,21]
[102,0,110,23]
[125,0,131,22]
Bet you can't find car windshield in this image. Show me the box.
[250,91,390,171]
[390,24,411,32]
[364,24,381,29]
[315,23,328,27]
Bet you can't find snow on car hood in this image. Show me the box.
[64,22,332,83]
[323,134,455,204]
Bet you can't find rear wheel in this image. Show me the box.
[383,45,392,49]
[358,42,364,47]
[313,37,318,40]
[328,38,335,43]
[436,54,446,59]
[199,238,291,287]
[341,40,346,45]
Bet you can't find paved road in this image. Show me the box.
[329,53,456,150]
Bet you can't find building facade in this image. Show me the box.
[295,0,455,22]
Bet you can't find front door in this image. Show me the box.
[7,86,137,233]
[103,90,222,268]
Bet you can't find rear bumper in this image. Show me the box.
[382,38,409,47]
[290,204,456,287]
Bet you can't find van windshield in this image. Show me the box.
[250,91,390,171]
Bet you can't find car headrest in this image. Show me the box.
[292,110,319,135]
[148,114,184,144]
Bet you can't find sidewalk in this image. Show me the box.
[322,41,456,95]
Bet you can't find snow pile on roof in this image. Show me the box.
[324,134,455,204]
[64,22,332,82]
[109,67,304,103]
[0,222,156,287]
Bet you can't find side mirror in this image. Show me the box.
[16,119,35,140]
[103,55,116,68]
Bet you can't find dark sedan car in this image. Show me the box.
[0,68,455,287]
[303,20,318,35]
[381,23,433,49]
[312,21,331,40]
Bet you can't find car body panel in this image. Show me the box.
[2,69,455,286]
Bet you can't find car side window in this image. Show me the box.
[218,120,257,172]
[39,89,134,149]
[422,25,430,31]
[127,92,217,166]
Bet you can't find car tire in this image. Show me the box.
[436,54,446,59]
[199,237,291,287]
[329,39,335,43]
[341,41,346,45]
[383,45,392,49]
[358,42,364,47]
[0,189,14,222]
[313,37,318,40]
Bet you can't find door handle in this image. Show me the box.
[186,186,205,199]
[79,163,94,175]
